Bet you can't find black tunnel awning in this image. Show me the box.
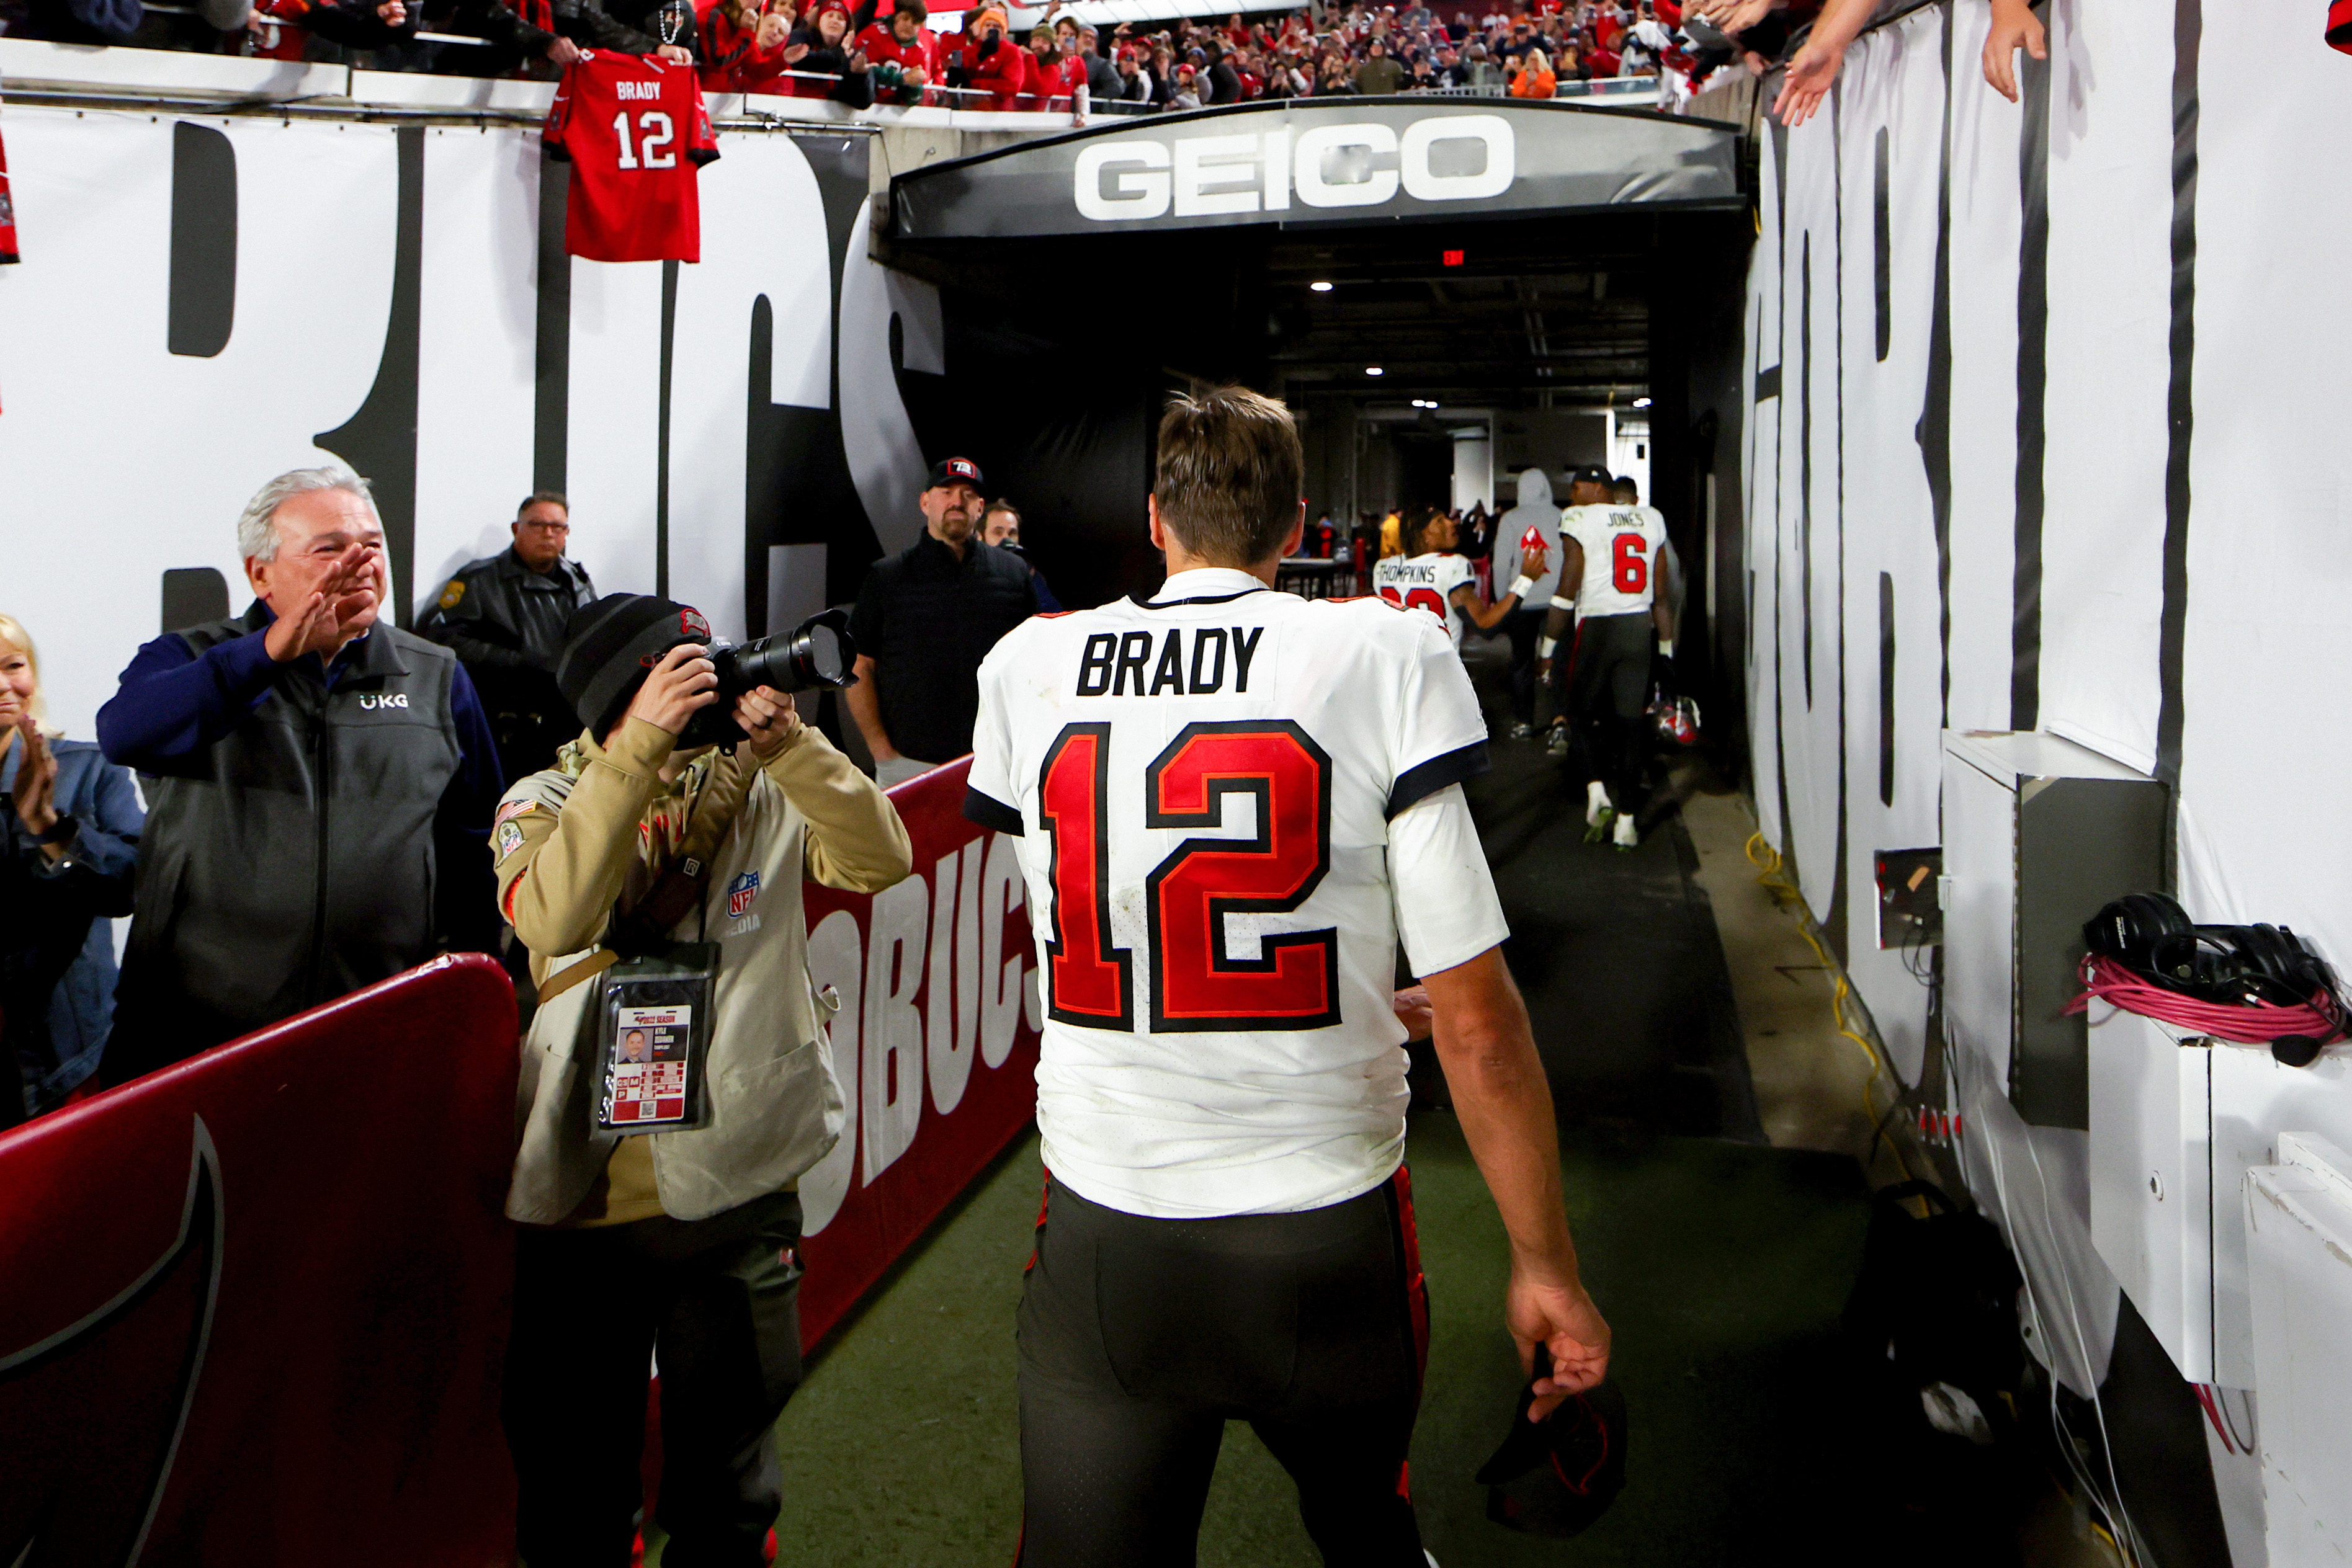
[889,97,1744,243]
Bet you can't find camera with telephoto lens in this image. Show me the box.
[675,609,858,749]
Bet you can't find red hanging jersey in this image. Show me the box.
[543,51,720,264]
[0,117,18,266]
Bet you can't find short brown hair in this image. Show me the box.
[1154,386,1302,568]
[517,490,569,520]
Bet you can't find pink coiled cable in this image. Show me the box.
[2064,953,2347,1045]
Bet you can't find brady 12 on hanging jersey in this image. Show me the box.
[543,51,720,264]
[1560,504,1667,618]
[965,571,1511,1221]
[1372,551,1475,649]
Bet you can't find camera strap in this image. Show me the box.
[611,747,757,951]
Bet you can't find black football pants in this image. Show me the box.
[1014,1172,1429,1568]
[1554,610,1653,808]
[504,1190,803,1568]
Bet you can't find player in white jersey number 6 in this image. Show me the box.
[966,386,1609,1567]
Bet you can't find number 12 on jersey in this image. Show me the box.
[1039,719,1341,1034]
[611,110,676,170]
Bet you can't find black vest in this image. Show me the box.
[112,607,463,1073]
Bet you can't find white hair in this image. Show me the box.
[236,463,379,562]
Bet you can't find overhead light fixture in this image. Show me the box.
[1310,280,1335,292]
[1365,366,1384,376]
[1632,396,1653,408]
[1410,398,1440,409]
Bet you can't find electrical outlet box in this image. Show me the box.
[1874,847,1943,950]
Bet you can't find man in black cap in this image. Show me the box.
[846,456,1040,786]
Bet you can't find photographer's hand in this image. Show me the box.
[735,685,803,761]
[625,644,720,737]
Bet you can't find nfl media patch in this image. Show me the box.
[496,820,525,861]
[438,578,466,610]
[727,870,760,919]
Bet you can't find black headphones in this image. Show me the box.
[2083,893,2347,1066]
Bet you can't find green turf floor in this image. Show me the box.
[648,1111,1869,1567]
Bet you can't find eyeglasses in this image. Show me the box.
[519,520,571,533]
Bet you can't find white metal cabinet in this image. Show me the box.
[2088,1012,2352,1388]
[1940,731,2167,1128]
[2088,1008,2215,1379]
[2247,1133,2352,1567]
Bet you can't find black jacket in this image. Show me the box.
[418,546,596,780]
[101,608,498,1079]
[418,546,596,679]
[848,533,1039,765]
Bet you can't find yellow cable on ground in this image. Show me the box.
[1744,831,1910,1171]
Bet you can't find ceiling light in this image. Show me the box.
[1632,396,1653,408]
[1365,366,1384,376]
[1310,280,1335,292]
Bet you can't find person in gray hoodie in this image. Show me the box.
[1490,468,1562,737]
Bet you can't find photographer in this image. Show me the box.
[494,594,910,1567]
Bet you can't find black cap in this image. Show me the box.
[1474,1358,1627,1538]
[927,456,985,491]
[555,594,713,737]
[1567,464,1614,489]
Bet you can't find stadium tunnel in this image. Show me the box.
[870,96,1756,751]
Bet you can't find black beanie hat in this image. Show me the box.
[556,594,714,738]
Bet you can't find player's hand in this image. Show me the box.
[1519,539,1549,579]
[656,42,694,61]
[1508,1273,1611,1420]
[546,34,584,63]
[625,644,720,737]
[1772,33,1838,125]
[1391,986,1433,1041]
[12,718,60,840]
[735,685,803,760]
[376,0,405,22]
[1981,0,2045,103]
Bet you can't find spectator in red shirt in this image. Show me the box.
[943,2,1023,107]
[698,0,794,92]
[855,0,935,104]
[787,0,874,104]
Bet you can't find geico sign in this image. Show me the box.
[1072,114,1515,221]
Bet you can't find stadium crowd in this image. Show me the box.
[0,0,1818,107]
[0,0,2057,128]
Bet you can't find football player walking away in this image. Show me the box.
[1371,506,1547,654]
[966,388,1610,1568]
[1539,466,1675,849]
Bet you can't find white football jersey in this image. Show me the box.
[1371,551,1477,648]
[1560,504,1668,618]
[966,566,1510,1219]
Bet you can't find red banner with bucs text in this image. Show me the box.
[797,755,1043,1345]
[0,760,1038,1562]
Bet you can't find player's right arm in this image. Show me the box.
[1420,945,1611,1412]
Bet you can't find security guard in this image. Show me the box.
[420,492,597,783]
